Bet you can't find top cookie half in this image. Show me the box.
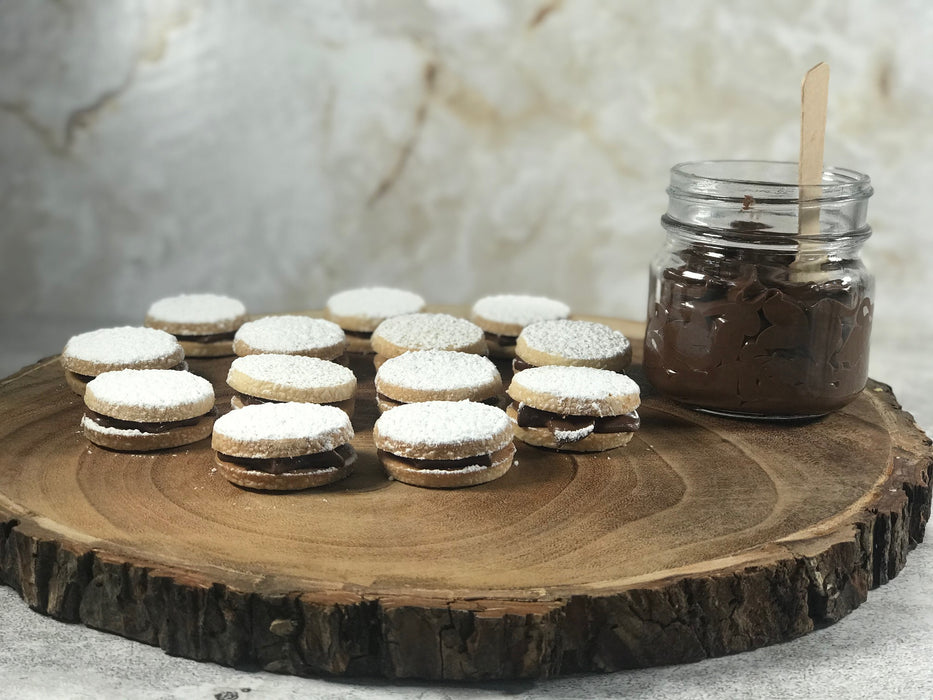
[516,319,632,371]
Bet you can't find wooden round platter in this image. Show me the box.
[0,316,930,681]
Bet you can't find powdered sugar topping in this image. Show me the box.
[376,350,500,393]
[213,402,352,447]
[520,319,631,360]
[229,354,354,390]
[146,294,246,327]
[235,316,346,354]
[415,463,489,475]
[510,365,640,403]
[326,287,425,322]
[63,326,183,367]
[554,425,596,443]
[85,369,214,418]
[373,313,484,351]
[472,294,570,327]
[375,400,510,452]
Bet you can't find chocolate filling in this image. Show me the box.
[86,406,217,433]
[377,449,494,471]
[644,247,872,416]
[512,401,640,434]
[511,358,627,375]
[376,392,499,408]
[74,361,187,385]
[485,331,518,347]
[219,444,354,475]
[234,392,352,410]
[512,358,536,373]
[343,329,373,340]
[233,392,276,407]
[174,330,237,343]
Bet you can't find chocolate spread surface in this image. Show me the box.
[644,249,872,416]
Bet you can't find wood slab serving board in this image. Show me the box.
[0,316,930,681]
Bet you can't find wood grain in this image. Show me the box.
[0,317,930,680]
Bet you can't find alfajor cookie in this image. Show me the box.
[61,326,186,396]
[326,287,426,353]
[514,319,632,373]
[471,294,570,358]
[82,369,216,451]
[373,400,515,488]
[370,313,486,369]
[506,365,640,452]
[226,353,356,415]
[233,315,347,361]
[145,293,247,357]
[375,350,502,412]
[212,402,356,491]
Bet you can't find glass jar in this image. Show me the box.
[644,160,874,419]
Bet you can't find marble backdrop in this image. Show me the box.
[1,0,930,335]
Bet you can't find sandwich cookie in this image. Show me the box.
[370,313,486,369]
[61,326,186,396]
[373,401,515,488]
[212,402,356,491]
[226,353,356,415]
[471,294,570,358]
[82,369,216,451]
[374,350,503,413]
[145,293,247,357]
[514,319,632,373]
[506,365,640,452]
[326,287,426,353]
[233,315,347,362]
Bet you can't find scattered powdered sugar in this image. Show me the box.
[86,369,214,417]
[235,316,345,353]
[375,400,510,449]
[373,313,483,350]
[213,402,352,446]
[520,319,630,360]
[511,365,640,403]
[63,326,182,366]
[472,294,570,327]
[554,425,595,443]
[229,354,354,389]
[326,287,425,321]
[376,350,499,392]
[146,294,246,326]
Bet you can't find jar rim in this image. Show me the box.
[670,160,872,202]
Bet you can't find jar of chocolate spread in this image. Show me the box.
[644,160,874,419]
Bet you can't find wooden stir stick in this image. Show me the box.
[798,62,830,236]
